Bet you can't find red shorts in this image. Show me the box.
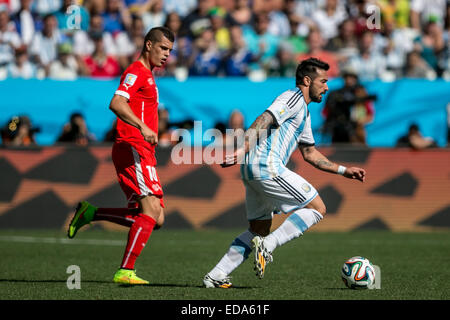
[112,141,164,209]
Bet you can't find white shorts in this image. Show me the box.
[243,169,318,221]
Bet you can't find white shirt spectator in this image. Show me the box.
[7,60,36,78]
[114,31,135,56]
[29,29,63,66]
[73,30,118,56]
[373,28,415,71]
[142,10,166,34]
[410,0,447,27]
[293,0,324,19]
[5,0,20,14]
[17,8,34,45]
[312,2,347,41]
[163,0,197,18]
[73,30,135,58]
[0,28,22,66]
[49,55,78,80]
[34,0,61,15]
[267,11,290,37]
[347,52,387,81]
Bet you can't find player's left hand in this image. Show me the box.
[141,126,158,145]
[343,167,366,182]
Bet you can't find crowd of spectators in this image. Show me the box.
[1,0,448,147]
[0,0,449,80]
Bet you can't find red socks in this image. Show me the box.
[120,214,156,270]
[92,208,156,270]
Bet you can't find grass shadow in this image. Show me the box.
[0,279,254,289]
[118,283,255,289]
[0,279,112,284]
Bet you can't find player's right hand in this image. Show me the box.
[343,167,366,182]
[140,126,158,145]
[220,148,245,168]
[221,153,237,167]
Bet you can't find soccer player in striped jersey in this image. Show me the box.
[67,27,174,285]
[203,58,366,288]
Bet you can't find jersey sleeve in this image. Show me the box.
[298,111,315,146]
[266,89,304,126]
[115,68,145,101]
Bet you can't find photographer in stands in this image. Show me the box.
[1,115,39,146]
[322,67,376,145]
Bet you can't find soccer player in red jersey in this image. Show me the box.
[67,26,175,285]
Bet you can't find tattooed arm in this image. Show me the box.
[299,145,339,173]
[299,145,366,182]
[243,111,276,154]
[221,111,275,167]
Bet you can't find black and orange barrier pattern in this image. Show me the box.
[0,146,449,232]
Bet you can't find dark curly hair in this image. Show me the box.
[296,58,330,86]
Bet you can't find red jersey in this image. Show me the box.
[114,60,159,151]
[84,56,121,78]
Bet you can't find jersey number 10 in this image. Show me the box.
[146,166,158,182]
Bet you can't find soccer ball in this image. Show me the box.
[341,256,375,289]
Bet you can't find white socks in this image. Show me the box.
[264,208,323,252]
[208,230,255,280]
[207,209,323,280]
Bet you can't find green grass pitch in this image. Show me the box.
[0,229,449,300]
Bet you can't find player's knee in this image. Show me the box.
[305,196,327,217]
[316,204,326,217]
[140,196,163,221]
[154,209,164,230]
[310,201,326,216]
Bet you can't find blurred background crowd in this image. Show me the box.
[1,0,449,149]
[0,0,449,81]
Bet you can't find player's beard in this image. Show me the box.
[309,87,323,103]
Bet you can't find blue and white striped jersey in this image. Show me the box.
[241,88,315,180]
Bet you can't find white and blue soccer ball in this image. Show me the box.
[341,256,375,289]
